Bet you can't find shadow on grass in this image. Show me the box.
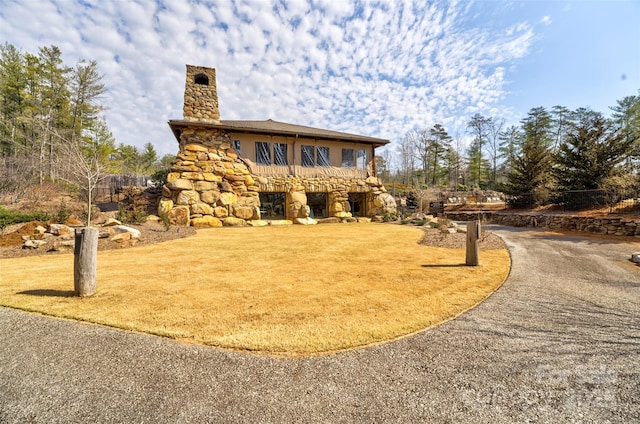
[18,289,76,298]
[421,264,468,268]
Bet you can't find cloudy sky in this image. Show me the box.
[2,0,639,159]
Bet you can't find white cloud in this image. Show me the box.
[1,0,538,158]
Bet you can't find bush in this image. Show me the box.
[0,206,51,231]
[116,186,149,224]
[383,211,399,222]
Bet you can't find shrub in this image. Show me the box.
[0,206,51,231]
[383,211,399,222]
[116,186,149,224]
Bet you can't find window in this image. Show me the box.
[307,193,328,218]
[256,142,271,165]
[232,140,241,156]
[356,149,367,169]
[273,143,288,166]
[259,192,286,219]
[317,146,330,167]
[342,148,355,167]
[301,145,315,167]
[349,193,366,217]
[194,74,209,85]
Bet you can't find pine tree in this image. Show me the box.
[554,111,634,190]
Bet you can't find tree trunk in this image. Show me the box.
[466,220,480,266]
[74,227,98,297]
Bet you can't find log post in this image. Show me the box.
[74,227,98,297]
[466,220,480,266]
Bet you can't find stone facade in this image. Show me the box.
[159,127,396,227]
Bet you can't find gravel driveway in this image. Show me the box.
[1,225,638,423]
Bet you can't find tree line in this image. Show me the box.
[0,43,174,203]
[379,96,640,201]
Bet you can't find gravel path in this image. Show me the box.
[1,226,639,423]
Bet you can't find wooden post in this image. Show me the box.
[466,220,480,266]
[74,227,98,297]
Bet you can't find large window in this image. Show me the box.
[273,143,288,166]
[317,146,330,167]
[356,149,367,169]
[301,145,315,167]
[256,142,271,165]
[302,145,330,167]
[342,148,355,167]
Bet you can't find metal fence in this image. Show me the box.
[508,189,639,214]
[83,175,152,202]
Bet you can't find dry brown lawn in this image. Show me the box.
[0,224,510,356]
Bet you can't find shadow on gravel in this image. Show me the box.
[421,263,467,268]
[18,289,76,298]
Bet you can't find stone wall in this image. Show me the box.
[158,127,397,227]
[444,211,640,237]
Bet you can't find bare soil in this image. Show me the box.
[0,221,196,259]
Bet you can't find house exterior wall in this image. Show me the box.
[158,127,397,227]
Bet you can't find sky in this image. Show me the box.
[1,0,639,161]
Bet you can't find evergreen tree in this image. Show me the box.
[427,123,451,186]
[466,114,490,188]
[504,107,553,198]
[610,92,640,167]
[554,111,634,190]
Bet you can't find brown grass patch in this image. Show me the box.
[0,224,510,356]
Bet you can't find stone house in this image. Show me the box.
[158,65,396,226]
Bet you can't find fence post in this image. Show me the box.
[466,220,480,266]
[74,227,98,297]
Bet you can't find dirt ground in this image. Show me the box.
[0,221,197,259]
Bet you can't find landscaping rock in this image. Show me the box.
[295,217,318,225]
[190,216,223,227]
[103,218,122,227]
[632,252,640,264]
[48,223,72,236]
[22,239,47,249]
[111,225,141,239]
[223,217,247,227]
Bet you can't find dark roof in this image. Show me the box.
[168,119,389,146]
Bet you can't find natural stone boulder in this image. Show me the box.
[218,181,234,192]
[48,223,72,236]
[23,239,47,249]
[191,216,223,227]
[110,232,132,242]
[169,206,190,226]
[632,252,640,264]
[194,181,217,191]
[295,217,318,225]
[223,217,247,227]
[176,190,199,205]
[356,217,371,223]
[213,206,229,218]
[200,190,220,205]
[233,205,254,220]
[34,225,47,235]
[168,178,193,191]
[218,192,237,206]
[191,202,214,215]
[158,199,174,218]
[112,225,141,239]
[103,218,122,227]
[247,220,268,227]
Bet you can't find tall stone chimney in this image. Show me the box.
[183,65,220,123]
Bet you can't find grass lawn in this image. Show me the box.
[0,224,510,356]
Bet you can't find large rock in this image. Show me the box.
[233,205,254,220]
[176,190,199,205]
[200,190,220,205]
[191,216,223,227]
[295,217,318,225]
[632,252,640,264]
[158,199,174,218]
[213,206,229,218]
[169,206,190,226]
[191,202,214,215]
[48,223,72,236]
[168,178,193,191]
[103,218,122,227]
[111,225,141,239]
[218,192,237,206]
[268,220,293,226]
[223,217,247,227]
[247,220,269,227]
[23,239,47,249]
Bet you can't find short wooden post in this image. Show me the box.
[466,220,480,266]
[74,227,98,297]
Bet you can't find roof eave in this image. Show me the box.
[168,120,389,146]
